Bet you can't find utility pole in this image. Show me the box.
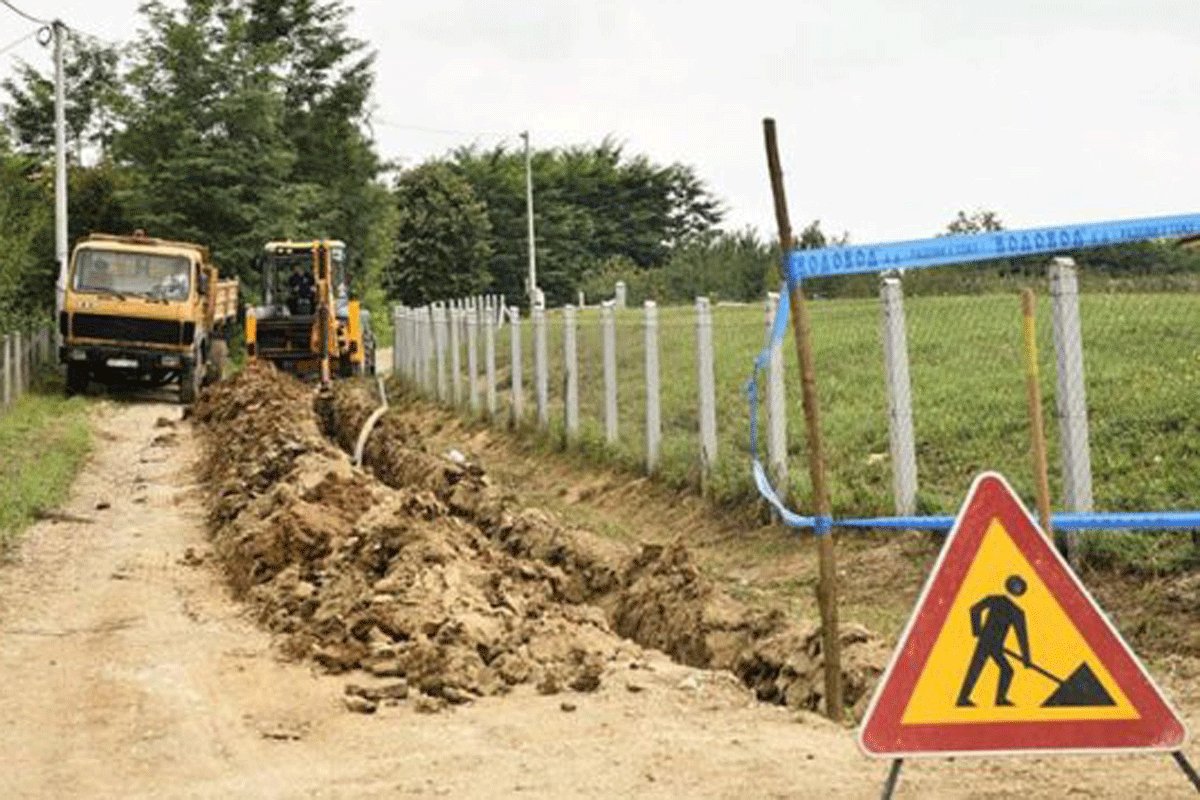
[53,20,69,327]
[521,130,538,307]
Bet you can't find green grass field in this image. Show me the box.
[0,383,92,548]
[468,291,1199,570]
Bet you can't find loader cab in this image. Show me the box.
[259,240,347,316]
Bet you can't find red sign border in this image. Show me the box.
[858,472,1188,757]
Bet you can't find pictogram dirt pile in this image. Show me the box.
[193,365,888,716]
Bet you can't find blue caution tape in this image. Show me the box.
[745,278,1200,535]
[787,212,1200,281]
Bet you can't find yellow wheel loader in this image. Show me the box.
[245,240,374,382]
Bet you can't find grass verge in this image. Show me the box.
[0,378,92,548]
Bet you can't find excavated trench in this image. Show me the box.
[193,365,887,716]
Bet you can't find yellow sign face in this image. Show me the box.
[902,518,1136,725]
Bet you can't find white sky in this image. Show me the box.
[4,0,1200,242]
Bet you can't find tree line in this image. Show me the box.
[4,2,1197,335]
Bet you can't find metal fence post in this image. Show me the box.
[1050,257,1093,567]
[533,305,548,428]
[644,300,661,473]
[601,301,618,443]
[563,305,579,439]
[695,297,718,486]
[484,303,497,418]
[509,306,523,426]
[449,304,462,405]
[467,300,480,413]
[880,277,918,516]
[765,292,788,498]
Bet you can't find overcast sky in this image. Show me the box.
[4,0,1200,242]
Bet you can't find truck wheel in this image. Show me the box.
[65,363,89,396]
[206,340,228,385]
[179,357,202,404]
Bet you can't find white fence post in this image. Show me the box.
[435,305,449,402]
[449,304,462,406]
[2,334,11,407]
[644,300,661,473]
[467,300,480,413]
[1050,257,1093,566]
[533,305,548,428]
[484,304,497,418]
[695,297,718,487]
[601,301,618,444]
[423,306,435,394]
[509,306,523,426]
[13,330,23,400]
[880,277,918,516]
[765,292,788,497]
[563,305,579,439]
[614,281,627,310]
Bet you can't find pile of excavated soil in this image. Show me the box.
[318,379,890,717]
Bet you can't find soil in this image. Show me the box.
[0,368,1196,798]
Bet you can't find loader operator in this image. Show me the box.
[287,262,315,314]
[955,574,1031,708]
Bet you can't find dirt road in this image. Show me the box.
[0,398,1196,798]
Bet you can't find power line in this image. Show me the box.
[0,28,37,57]
[0,0,50,26]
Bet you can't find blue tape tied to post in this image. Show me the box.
[746,211,1200,534]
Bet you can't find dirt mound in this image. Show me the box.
[322,379,890,716]
[197,366,640,708]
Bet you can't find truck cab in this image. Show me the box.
[59,232,238,402]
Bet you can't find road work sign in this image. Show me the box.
[859,472,1187,757]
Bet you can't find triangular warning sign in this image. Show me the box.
[859,472,1188,757]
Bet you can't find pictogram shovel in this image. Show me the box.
[1004,648,1116,707]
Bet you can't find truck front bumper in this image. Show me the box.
[60,344,193,372]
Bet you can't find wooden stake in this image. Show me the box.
[762,118,844,722]
[1021,289,1054,538]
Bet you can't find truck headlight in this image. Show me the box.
[160,355,181,368]
[68,349,88,361]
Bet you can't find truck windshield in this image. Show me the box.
[73,248,192,300]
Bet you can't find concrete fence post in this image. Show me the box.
[601,301,618,444]
[533,305,548,428]
[3,334,11,407]
[484,303,497,418]
[467,300,480,413]
[393,306,402,376]
[644,300,661,473]
[509,306,523,426]
[449,305,462,406]
[695,297,717,486]
[423,306,435,394]
[880,277,918,516]
[614,281,627,310]
[13,330,23,400]
[436,305,450,402]
[563,305,579,439]
[765,292,788,497]
[1050,257,1093,567]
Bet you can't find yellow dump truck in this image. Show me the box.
[245,239,374,382]
[59,231,239,403]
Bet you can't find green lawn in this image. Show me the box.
[466,292,1198,568]
[0,385,92,547]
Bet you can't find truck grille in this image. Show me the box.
[71,313,187,346]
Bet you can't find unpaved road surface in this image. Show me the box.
[0,398,1196,798]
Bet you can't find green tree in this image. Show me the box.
[0,133,53,327]
[385,162,492,305]
[1,33,121,163]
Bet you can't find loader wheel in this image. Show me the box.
[65,363,89,396]
[179,357,202,404]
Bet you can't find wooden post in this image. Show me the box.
[2,334,11,407]
[763,117,843,722]
[13,330,23,400]
[1021,288,1054,539]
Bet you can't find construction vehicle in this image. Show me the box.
[244,239,374,381]
[59,231,238,403]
